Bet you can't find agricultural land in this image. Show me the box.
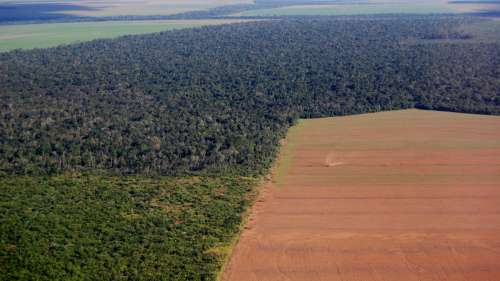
[224,109,500,281]
[0,19,252,52]
[233,0,500,17]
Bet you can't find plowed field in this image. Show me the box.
[223,109,500,281]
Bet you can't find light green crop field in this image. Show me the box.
[234,3,458,17]
[0,0,253,17]
[0,19,248,52]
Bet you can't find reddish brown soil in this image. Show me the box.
[222,109,500,281]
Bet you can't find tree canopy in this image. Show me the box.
[1,16,499,176]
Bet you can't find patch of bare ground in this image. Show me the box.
[222,109,500,281]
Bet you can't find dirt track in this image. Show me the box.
[222,109,500,281]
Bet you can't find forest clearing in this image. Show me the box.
[0,19,251,52]
[223,109,500,281]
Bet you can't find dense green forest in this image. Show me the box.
[0,175,256,280]
[1,15,500,280]
[1,16,499,176]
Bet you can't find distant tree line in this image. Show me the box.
[0,16,499,176]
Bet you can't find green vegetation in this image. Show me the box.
[274,121,302,187]
[0,20,246,52]
[1,15,500,280]
[234,3,457,17]
[0,0,252,18]
[0,175,257,280]
[1,16,499,176]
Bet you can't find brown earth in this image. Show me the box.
[222,109,500,281]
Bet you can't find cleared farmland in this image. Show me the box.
[58,0,252,17]
[0,19,251,52]
[0,0,252,17]
[223,109,500,281]
[233,1,500,17]
[233,3,457,16]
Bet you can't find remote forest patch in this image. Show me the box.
[1,15,500,280]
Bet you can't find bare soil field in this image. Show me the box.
[223,109,500,281]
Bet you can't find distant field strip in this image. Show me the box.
[0,0,253,17]
[233,3,458,16]
[223,109,500,281]
[0,19,250,52]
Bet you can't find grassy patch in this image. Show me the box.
[0,19,247,52]
[0,175,257,280]
[60,0,253,17]
[234,3,456,16]
[273,121,303,187]
[0,0,253,17]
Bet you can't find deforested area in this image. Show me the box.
[223,109,500,281]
